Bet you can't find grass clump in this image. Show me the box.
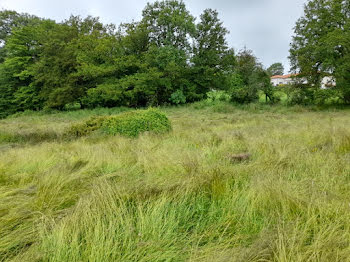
[102,108,171,137]
[68,108,171,138]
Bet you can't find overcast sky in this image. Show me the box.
[1,0,307,73]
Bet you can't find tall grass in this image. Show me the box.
[0,102,350,261]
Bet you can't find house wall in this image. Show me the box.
[271,76,332,88]
[271,77,292,86]
[321,76,336,89]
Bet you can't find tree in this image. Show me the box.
[267,62,284,76]
[0,17,51,116]
[252,67,275,103]
[289,0,350,103]
[192,9,235,92]
[141,0,196,51]
[0,10,38,63]
[32,16,114,109]
[230,48,265,103]
[0,3,246,115]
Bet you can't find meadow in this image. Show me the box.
[1,101,350,262]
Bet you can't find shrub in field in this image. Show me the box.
[286,86,315,105]
[313,89,343,105]
[169,90,187,105]
[230,85,259,104]
[68,108,171,138]
[102,108,171,137]
[68,116,109,137]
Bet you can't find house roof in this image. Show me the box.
[271,74,298,79]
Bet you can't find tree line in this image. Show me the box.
[1,0,349,118]
[0,1,277,117]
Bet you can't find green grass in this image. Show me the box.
[1,101,350,261]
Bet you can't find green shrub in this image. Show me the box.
[286,86,315,105]
[313,89,343,105]
[68,116,109,137]
[207,90,231,102]
[81,84,124,109]
[169,90,187,105]
[102,108,171,137]
[0,131,19,144]
[67,108,171,138]
[230,85,259,104]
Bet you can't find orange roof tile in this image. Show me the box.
[271,74,299,79]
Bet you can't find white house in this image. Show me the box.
[270,74,296,86]
[320,76,336,89]
[271,74,335,89]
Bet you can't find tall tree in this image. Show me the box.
[230,48,262,103]
[290,0,350,103]
[32,16,112,109]
[141,0,196,51]
[267,62,284,76]
[0,10,38,63]
[192,8,235,93]
[0,18,52,116]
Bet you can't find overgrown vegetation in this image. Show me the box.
[3,0,349,119]
[1,0,350,260]
[0,101,350,261]
[0,1,237,117]
[102,108,171,137]
[68,108,171,137]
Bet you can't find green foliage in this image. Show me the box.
[228,49,279,104]
[267,62,284,76]
[81,84,124,108]
[192,9,235,92]
[286,85,344,106]
[229,50,261,104]
[141,0,196,50]
[227,71,262,104]
[68,116,109,137]
[0,0,297,117]
[67,108,171,138]
[0,17,48,117]
[169,89,186,105]
[230,85,259,104]
[0,10,38,63]
[102,108,171,137]
[207,90,231,102]
[286,86,315,105]
[290,0,350,103]
[252,68,277,103]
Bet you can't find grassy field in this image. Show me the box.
[1,101,350,262]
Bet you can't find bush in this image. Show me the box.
[313,88,342,105]
[68,116,109,137]
[169,90,186,105]
[227,73,259,104]
[67,108,171,138]
[286,86,315,105]
[207,90,231,102]
[102,108,171,137]
[230,85,259,104]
